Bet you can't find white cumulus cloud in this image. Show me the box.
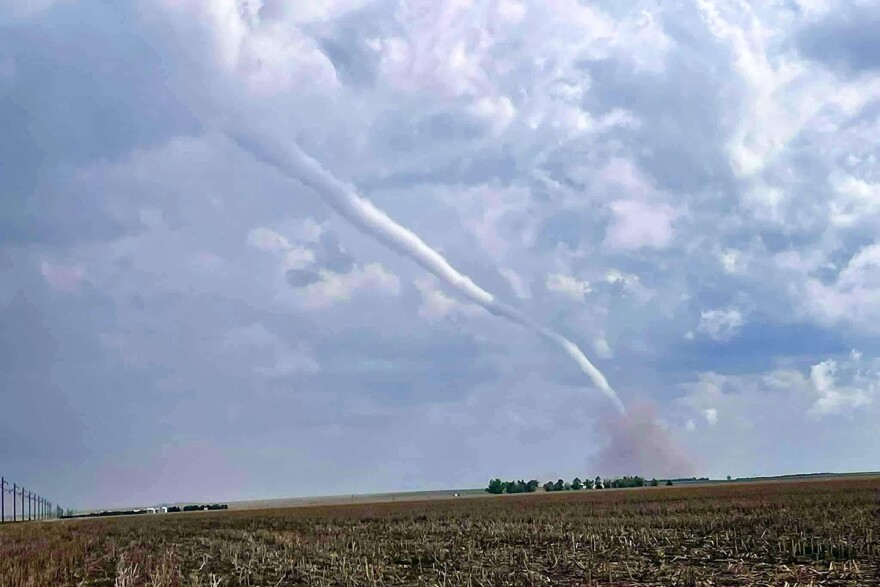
[808,359,873,417]
[698,307,745,341]
[297,263,401,309]
[545,273,592,302]
[604,200,676,251]
[702,407,718,426]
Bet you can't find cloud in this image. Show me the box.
[285,268,322,288]
[796,2,880,74]
[808,359,873,417]
[605,269,640,289]
[469,95,516,134]
[698,307,745,341]
[414,275,481,322]
[545,273,591,302]
[593,338,613,359]
[702,407,718,426]
[297,263,401,309]
[827,173,880,228]
[246,226,291,253]
[604,200,676,251]
[247,223,361,285]
[763,369,808,390]
[717,249,741,274]
[604,268,654,303]
[696,0,880,180]
[802,244,880,330]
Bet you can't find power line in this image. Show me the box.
[0,475,63,523]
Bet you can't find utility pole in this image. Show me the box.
[20,486,24,522]
[12,483,16,522]
[1,477,5,523]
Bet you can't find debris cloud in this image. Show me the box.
[592,400,694,477]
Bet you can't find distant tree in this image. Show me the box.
[650,478,659,487]
[486,479,505,494]
[543,482,554,492]
[604,479,613,489]
[594,476,603,489]
[563,482,572,491]
[554,479,565,492]
[584,478,594,489]
[526,480,540,493]
[572,477,583,490]
[665,479,673,486]
[727,475,732,481]
[607,476,645,488]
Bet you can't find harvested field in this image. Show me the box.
[1,477,878,586]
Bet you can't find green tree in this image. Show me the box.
[665,479,674,486]
[486,479,505,494]
[572,477,583,490]
[554,479,565,492]
[650,478,659,487]
[594,476,603,489]
[543,481,554,492]
[727,475,732,481]
[526,480,540,492]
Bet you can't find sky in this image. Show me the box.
[1,0,879,510]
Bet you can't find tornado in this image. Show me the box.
[231,128,625,414]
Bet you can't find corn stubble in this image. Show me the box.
[1,478,878,586]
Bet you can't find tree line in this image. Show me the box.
[486,476,673,494]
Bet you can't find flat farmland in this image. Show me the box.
[1,478,878,586]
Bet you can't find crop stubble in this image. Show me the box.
[1,477,878,586]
